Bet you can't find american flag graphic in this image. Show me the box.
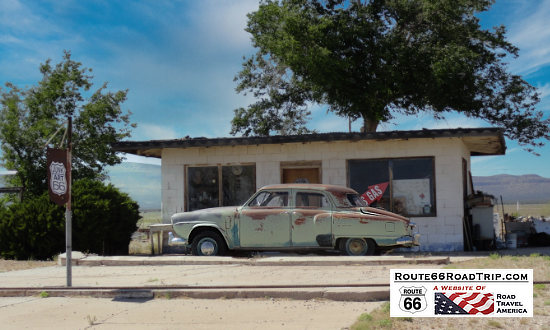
[434,292,494,315]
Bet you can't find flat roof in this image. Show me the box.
[112,127,506,158]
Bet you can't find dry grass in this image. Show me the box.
[444,253,550,282]
[138,210,162,229]
[496,203,550,218]
[128,210,162,255]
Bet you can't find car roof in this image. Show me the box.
[259,183,358,195]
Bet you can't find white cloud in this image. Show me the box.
[188,0,259,52]
[507,1,550,75]
[133,123,179,140]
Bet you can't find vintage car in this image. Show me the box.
[171,184,419,256]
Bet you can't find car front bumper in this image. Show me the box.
[396,233,420,247]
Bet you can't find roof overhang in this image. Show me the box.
[112,127,506,159]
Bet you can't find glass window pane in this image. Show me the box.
[348,159,390,210]
[391,158,435,216]
[222,165,256,206]
[187,166,219,211]
[248,191,288,207]
[296,192,329,208]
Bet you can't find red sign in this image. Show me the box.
[361,182,389,205]
[47,148,69,206]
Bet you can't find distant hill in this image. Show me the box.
[472,174,550,203]
[106,162,161,210]
[104,163,550,209]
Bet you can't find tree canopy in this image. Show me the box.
[232,0,549,151]
[0,51,135,197]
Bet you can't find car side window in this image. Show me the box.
[248,191,289,207]
[295,192,329,209]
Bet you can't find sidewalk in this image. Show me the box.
[0,254,451,301]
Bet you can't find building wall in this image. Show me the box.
[161,137,472,251]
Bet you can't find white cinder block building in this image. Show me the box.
[113,127,505,251]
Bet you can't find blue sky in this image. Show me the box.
[1,0,550,177]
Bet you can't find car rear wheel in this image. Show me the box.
[191,231,227,256]
[343,237,375,256]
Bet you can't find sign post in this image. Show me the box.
[66,116,72,287]
[46,117,72,287]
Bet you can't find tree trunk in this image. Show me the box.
[361,117,379,132]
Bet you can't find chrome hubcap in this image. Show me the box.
[200,240,216,255]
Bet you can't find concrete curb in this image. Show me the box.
[0,287,390,302]
[58,255,450,267]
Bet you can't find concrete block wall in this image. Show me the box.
[161,137,472,251]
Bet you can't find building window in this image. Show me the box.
[348,157,436,217]
[187,165,256,211]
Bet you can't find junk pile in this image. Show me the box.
[466,191,550,249]
[502,215,550,248]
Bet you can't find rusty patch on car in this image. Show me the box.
[332,213,398,222]
[293,210,326,217]
[242,208,287,220]
[294,218,306,226]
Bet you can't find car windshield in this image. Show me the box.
[341,193,367,207]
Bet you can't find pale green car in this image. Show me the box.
[171,184,419,256]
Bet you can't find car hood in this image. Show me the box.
[171,206,239,225]
[347,206,409,223]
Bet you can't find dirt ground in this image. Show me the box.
[0,296,381,330]
[0,259,56,272]
[2,256,549,329]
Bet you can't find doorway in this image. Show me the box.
[281,162,321,184]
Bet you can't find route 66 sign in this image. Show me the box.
[399,286,428,313]
[47,148,68,206]
[50,162,66,195]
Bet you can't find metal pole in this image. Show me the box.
[66,117,72,287]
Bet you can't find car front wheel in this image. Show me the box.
[343,237,375,256]
[191,231,227,256]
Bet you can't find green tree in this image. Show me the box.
[0,51,135,197]
[231,53,315,136]
[0,179,140,260]
[233,0,549,151]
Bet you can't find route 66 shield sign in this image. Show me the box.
[399,286,428,313]
[47,148,68,206]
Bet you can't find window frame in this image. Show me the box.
[294,191,332,210]
[347,157,436,217]
[247,190,289,208]
[185,163,256,211]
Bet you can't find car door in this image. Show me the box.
[291,190,333,247]
[238,190,292,248]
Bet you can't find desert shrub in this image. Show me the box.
[0,194,64,260]
[0,179,140,259]
[72,179,140,255]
